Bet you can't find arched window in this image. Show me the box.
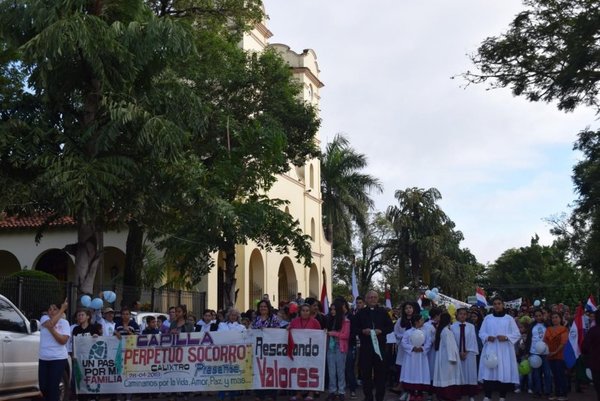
[310,218,316,241]
[309,164,314,189]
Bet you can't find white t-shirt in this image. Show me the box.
[39,315,71,360]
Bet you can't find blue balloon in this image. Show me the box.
[90,297,104,310]
[425,290,434,299]
[432,287,439,294]
[103,291,116,303]
[80,295,91,307]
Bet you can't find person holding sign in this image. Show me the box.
[478,296,520,401]
[218,308,246,332]
[355,290,394,401]
[289,304,322,401]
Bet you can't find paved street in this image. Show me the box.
[18,387,595,401]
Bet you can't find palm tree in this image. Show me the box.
[321,134,383,254]
[385,187,450,287]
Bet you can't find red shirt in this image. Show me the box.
[289,317,322,330]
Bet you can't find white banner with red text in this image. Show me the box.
[73,329,325,394]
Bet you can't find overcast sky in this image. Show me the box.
[264,0,598,264]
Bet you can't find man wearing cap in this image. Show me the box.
[98,307,116,336]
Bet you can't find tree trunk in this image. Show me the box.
[222,243,237,309]
[123,220,144,308]
[74,222,102,295]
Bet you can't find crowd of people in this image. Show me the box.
[36,291,600,401]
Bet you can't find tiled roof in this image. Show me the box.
[0,214,76,230]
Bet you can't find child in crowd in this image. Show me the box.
[400,314,431,401]
[451,308,479,401]
[141,316,160,335]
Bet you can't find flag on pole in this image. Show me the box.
[586,295,597,312]
[320,280,329,315]
[564,305,584,368]
[385,288,392,309]
[476,287,487,308]
[351,264,359,302]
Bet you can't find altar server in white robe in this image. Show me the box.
[401,314,432,399]
[478,296,520,401]
[394,301,420,397]
[424,307,442,382]
[451,308,479,401]
[433,312,463,401]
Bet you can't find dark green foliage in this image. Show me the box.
[485,235,593,305]
[0,270,63,319]
[464,0,600,112]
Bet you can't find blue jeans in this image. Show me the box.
[345,345,357,392]
[549,359,567,397]
[39,358,68,401]
[532,354,553,395]
[328,346,347,395]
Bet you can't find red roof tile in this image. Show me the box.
[0,214,76,230]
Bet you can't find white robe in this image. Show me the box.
[478,313,520,384]
[394,319,407,365]
[423,320,437,379]
[433,327,462,387]
[450,321,479,386]
[400,327,432,385]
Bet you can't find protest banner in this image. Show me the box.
[73,329,325,394]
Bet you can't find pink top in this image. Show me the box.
[328,318,351,353]
[289,316,322,330]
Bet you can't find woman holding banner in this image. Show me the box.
[289,304,322,401]
[253,300,281,401]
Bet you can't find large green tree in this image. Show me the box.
[0,0,193,294]
[321,134,382,255]
[148,38,321,307]
[384,187,480,299]
[485,235,593,305]
[463,0,600,112]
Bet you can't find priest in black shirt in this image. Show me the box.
[355,290,394,401]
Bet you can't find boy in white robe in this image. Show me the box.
[401,315,432,401]
[433,312,463,401]
[424,307,441,381]
[451,308,479,401]
[478,296,521,401]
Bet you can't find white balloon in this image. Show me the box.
[483,353,498,369]
[529,354,542,369]
[410,330,425,347]
[534,341,548,355]
[534,300,541,307]
[586,368,593,381]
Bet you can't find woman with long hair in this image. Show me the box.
[432,312,462,401]
[169,304,195,333]
[326,299,350,401]
[543,311,569,401]
[393,301,421,396]
[72,309,102,401]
